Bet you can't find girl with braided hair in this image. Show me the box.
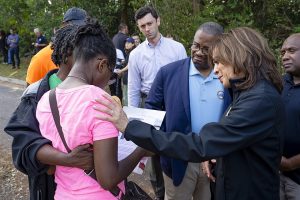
[5,23,95,200]
[36,19,151,199]
[35,23,94,175]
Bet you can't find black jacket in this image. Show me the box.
[125,79,285,200]
[281,74,300,184]
[4,69,58,200]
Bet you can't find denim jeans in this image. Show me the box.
[8,46,20,67]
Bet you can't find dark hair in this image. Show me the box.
[198,22,224,36]
[51,24,78,66]
[118,23,127,31]
[210,27,283,92]
[0,30,5,37]
[135,5,159,22]
[72,18,116,70]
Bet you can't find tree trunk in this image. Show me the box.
[120,0,129,24]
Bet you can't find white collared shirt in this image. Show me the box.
[128,35,187,107]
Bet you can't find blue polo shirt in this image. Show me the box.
[281,74,300,184]
[189,60,225,134]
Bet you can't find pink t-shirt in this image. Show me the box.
[36,85,124,200]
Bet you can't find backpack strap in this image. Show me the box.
[48,88,123,198]
[49,88,71,153]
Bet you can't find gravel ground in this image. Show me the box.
[0,147,29,200]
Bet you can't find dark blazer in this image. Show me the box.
[126,79,284,200]
[145,57,230,186]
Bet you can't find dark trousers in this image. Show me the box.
[8,47,20,67]
[0,47,7,63]
[148,155,165,199]
[109,77,123,103]
[140,95,165,199]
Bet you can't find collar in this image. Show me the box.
[284,73,299,86]
[229,78,246,92]
[189,59,217,80]
[147,34,163,47]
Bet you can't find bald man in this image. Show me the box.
[280,33,300,200]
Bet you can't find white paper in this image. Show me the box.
[118,106,166,174]
[123,106,166,130]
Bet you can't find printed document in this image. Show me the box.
[118,106,166,174]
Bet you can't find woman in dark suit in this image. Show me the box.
[94,27,285,200]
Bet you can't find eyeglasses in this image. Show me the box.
[191,42,209,55]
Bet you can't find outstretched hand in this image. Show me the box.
[94,93,129,133]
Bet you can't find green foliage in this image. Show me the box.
[0,57,30,80]
[0,0,299,62]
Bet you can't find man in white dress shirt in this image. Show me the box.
[128,5,187,107]
[127,5,187,200]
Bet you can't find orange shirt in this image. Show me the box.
[26,44,58,84]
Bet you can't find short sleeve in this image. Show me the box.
[26,46,57,84]
[89,97,119,141]
[26,56,42,84]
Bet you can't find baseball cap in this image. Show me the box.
[63,7,87,26]
[126,37,135,43]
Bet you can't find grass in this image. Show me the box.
[0,57,30,81]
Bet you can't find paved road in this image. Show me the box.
[0,81,25,148]
[0,80,29,199]
[0,80,154,199]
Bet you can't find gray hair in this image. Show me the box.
[198,22,224,36]
[34,28,40,33]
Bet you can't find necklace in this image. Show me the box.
[67,75,87,83]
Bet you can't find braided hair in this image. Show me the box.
[51,24,78,66]
[72,18,116,71]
